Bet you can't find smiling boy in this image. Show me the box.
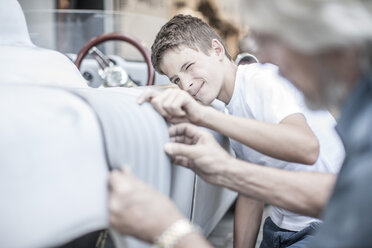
[138,15,344,248]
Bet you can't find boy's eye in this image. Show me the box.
[186,63,194,70]
[174,78,180,85]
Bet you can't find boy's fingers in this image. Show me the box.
[163,101,187,117]
[171,94,192,113]
[137,89,159,104]
[150,97,170,117]
[167,116,189,124]
[160,90,187,117]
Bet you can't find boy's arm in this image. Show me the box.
[138,88,319,164]
[234,195,264,248]
[200,107,319,165]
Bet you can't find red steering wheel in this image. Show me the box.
[74,33,155,86]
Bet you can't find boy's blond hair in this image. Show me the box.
[151,14,232,74]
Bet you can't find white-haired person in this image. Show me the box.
[108,1,372,248]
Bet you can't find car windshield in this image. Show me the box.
[23,9,167,61]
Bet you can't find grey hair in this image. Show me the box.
[245,0,372,54]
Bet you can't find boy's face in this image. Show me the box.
[159,45,225,105]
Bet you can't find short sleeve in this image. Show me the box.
[243,65,302,123]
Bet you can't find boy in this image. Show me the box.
[138,15,344,248]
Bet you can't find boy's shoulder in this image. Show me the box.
[238,63,278,78]
[235,63,303,107]
[237,63,289,90]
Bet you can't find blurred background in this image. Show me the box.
[18,0,255,61]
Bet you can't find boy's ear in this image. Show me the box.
[211,39,225,61]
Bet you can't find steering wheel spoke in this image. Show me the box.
[89,46,113,70]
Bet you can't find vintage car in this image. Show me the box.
[0,0,237,247]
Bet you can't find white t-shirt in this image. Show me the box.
[225,63,345,231]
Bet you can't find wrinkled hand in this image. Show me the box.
[109,167,184,243]
[137,88,207,124]
[164,123,232,185]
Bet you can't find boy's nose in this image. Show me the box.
[180,78,193,91]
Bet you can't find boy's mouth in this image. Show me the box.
[193,82,204,97]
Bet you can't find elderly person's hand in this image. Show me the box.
[164,123,232,185]
[109,167,184,243]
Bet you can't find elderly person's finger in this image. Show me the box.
[108,169,124,190]
[171,155,191,168]
[168,123,210,141]
[108,166,133,215]
[169,132,194,145]
[164,142,199,160]
[109,166,131,189]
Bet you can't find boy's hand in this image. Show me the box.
[109,167,184,243]
[164,123,232,185]
[137,88,206,124]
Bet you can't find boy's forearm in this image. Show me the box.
[216,158,336,217]
[234,196,264,248]
[200,108,318,165]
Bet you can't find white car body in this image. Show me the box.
[0,1,237,247]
